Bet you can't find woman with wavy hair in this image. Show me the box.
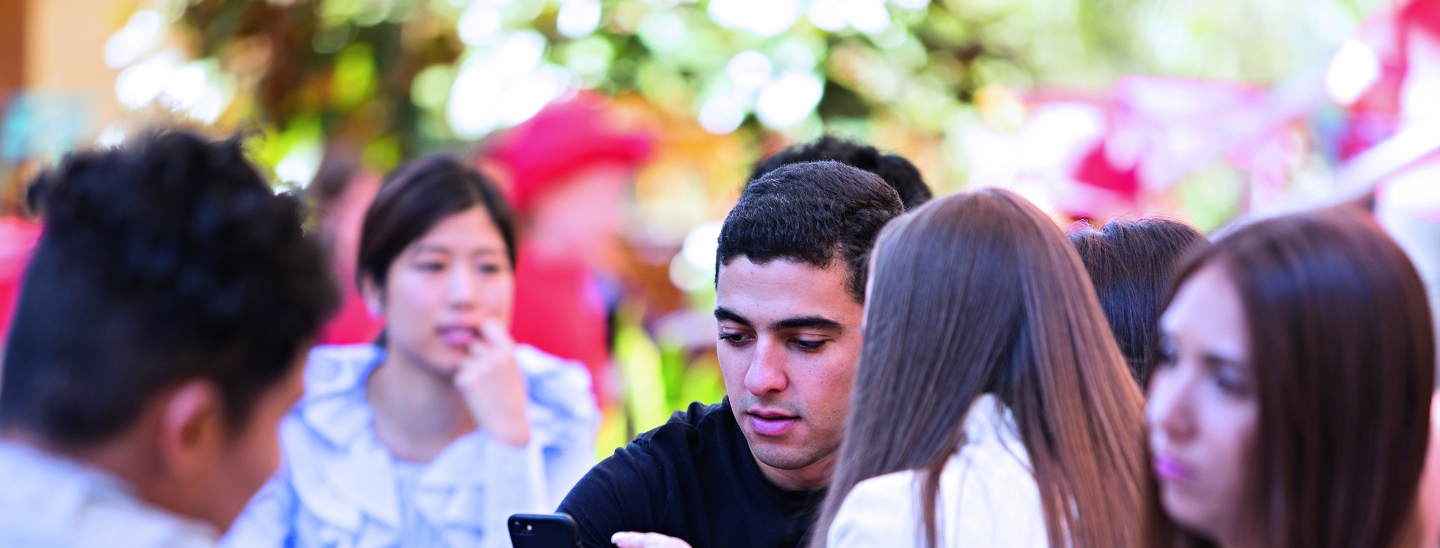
[814,188,1151,548]
[1147,208,1434,548]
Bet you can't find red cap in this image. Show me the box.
[487,93,654,213]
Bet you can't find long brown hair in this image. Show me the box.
[1158,208,1435,548]
[811,188,1151,547]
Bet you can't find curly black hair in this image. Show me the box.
[749,135,932,210]
[718,160,904,303]
[0,130,340,447]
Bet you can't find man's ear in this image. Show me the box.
[359,274,384,318]
[156,379,224,478]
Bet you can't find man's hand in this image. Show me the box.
[611,532,693,548]
[454,320,531,446]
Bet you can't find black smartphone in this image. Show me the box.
[509,513,582,548]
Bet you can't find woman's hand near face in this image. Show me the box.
[454,320,531,447]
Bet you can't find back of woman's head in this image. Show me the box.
[1069,218,1207,385]
[0,130,339,446]
[1168,209,1434,548]
[356,154,517,290]
[816,188,1149,548]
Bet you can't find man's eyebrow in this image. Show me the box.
[772,316,843,331]
[714,307,753,328]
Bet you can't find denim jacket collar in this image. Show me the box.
[285,344,543,542]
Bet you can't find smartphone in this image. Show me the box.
[508,513,582,548]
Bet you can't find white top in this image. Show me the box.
[827,394,1050,548]
[222,343,599,548]
[0,441,219,548]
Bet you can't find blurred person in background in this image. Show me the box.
[1147,209,1434,548]
[224,155,598,548]
[750,135,933,210]
[308,144,385,346]
[1069,218,1208,385]
[814,189,1151,548]
[0,130,339,547]
[486,94,653,410]
[559,161,904,548]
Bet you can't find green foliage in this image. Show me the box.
[171,0,1373,195]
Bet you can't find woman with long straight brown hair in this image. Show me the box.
[813,188,1151,548]
[1147,208,1434,548]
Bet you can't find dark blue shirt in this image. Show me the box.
[558,399,825,548]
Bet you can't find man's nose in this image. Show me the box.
[744,339,789,397]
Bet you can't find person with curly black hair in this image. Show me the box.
[0,130,339,547]
[749,135,933,210]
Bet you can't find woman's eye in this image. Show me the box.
[478,263,503,274]
[416,261,444,272]
[1211,366,1249,395]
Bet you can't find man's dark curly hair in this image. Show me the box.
[0,130,340,447]
[718,161,904,303]
[749,135,932,210]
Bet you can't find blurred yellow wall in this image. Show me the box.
[22,0,127,135]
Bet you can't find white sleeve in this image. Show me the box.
[220,472,297,548]
[826,472,922,548]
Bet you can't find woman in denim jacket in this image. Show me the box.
[225,155,599,548]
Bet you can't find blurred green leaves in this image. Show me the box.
[161,0,1376,192]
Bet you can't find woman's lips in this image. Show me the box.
[1153,455,1195,482]
[438,327,480,348]
[748,412,800,437]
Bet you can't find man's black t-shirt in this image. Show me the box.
[557,398,826,548]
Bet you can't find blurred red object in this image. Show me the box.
[1336,0,1440,158]
[488,93,652,214]
[1037,76,1283,218]
[320,289,384,346]
[511,245,611,373]
[0,218,41,341]
[316,170,385,346]
[1072,142,1140,206]
[488,95,654,406]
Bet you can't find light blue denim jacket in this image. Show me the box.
[222,344,599,548]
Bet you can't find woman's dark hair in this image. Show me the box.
[718,161,904,303]
[356,154,517,290]
[1157,209,1434,548]
[812,189,1151,548]
[749,135,932,210]
[0,130,339,447]
[1069,218,1207,385]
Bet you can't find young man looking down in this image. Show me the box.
[557,161,905,548]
